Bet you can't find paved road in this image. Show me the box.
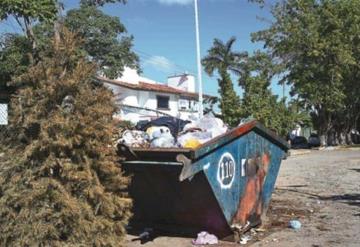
[125,149,360,247]
[252,148,360,247]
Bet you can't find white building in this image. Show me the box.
[99,68,215,123]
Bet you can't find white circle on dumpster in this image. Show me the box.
[217,152,236,189]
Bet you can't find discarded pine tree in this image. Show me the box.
[0,29,131,246]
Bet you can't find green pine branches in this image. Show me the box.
[0,29,131,246]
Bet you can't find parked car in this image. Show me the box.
[291,136,309,149]
[308,133,321,147]
[351,130,360,144]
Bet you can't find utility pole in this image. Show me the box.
[194,0,203,118]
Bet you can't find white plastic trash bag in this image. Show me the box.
[118,130,150,148]
[149,126,176,148]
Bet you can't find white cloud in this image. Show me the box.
[157,0,193,5]
[143,55,177,73]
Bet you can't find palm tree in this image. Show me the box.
[202,37,245,77]
[202,37,245,126]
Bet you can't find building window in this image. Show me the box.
[178,99,188,111]
[157,95,170,109]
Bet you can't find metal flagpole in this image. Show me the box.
[194,0,203,118]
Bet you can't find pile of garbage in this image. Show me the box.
[117,115,228,149]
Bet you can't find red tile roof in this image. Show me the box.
[97,76,216,100]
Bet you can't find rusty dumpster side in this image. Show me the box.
[120,120,289,238]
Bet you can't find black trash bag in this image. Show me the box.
[136,116,190,137]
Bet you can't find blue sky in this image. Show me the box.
[0,0,289,98]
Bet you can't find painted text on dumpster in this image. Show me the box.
[217,152,236,189]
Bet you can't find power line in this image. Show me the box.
[135,49,196,74]
[133,48,197,75]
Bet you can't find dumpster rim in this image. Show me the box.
[122,120,289,161]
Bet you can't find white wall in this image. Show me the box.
[106,84,139,106]
[122,93,138,106]
[144,92,179,117]
[104,81,201,122]
[167,74,195,93]
[116,67,157,85]
[177,98,199,120]
[116,67,139,84]
[138,91,149,107]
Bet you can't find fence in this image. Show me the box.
[117,104,173,119]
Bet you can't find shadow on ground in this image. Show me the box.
[127,225,198,245]
[277,185,360,208]
[349,168,360,173]
[127,188,359,245]
[126,197,309,245]
[320,193,360,208]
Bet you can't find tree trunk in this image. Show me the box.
[24,17,37,51]
[337,131,346,146]
[346,131,354,145]
[319,134,327,146]
[327,130,337,146]
[54,21,61,50]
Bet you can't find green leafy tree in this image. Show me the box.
[202,37,244,126]
[287,99,312,128]
[238,51,279,90]
[0,34,32,93]
[248,0,265,7]
[64,4,139,78]
[0,0,58,50]
[335,0,360,143]
[0,29,131,246]
[252,0,360,145]
[0,0,58,95]
[80,0,127,6]
[238,51,300,137]
[0,0,57,21]
[0,0,139,96]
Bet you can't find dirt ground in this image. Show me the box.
[125,148,360,247]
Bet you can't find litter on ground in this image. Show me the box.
[192,231,218,245]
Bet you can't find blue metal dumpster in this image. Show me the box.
[119,120,289,238]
